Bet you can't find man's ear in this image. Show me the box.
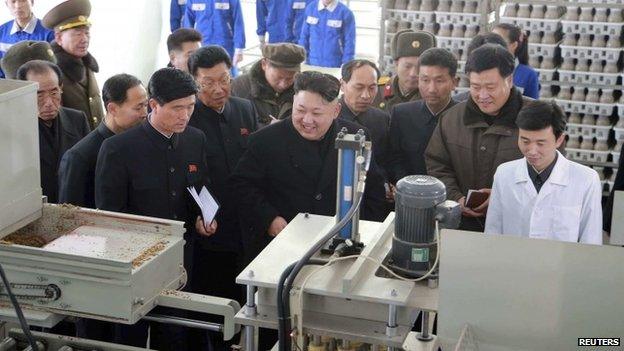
[107,102,118,116]
[148,98,159,113]
[555,132,566,149]
[54,30,62,44]
[333,101,341,119]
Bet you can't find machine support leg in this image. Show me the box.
[417,311,433,342]
[386,304,398,351]
[245,284,257,351]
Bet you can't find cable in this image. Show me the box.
[0,262,39,351]
[279,193,365,351]
[279,142,373,351]
[277,259,326,349]
[289,220,442,345]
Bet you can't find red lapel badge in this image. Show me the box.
[240,128,250,136]
[188,164,198,173]
[383,84,393,98]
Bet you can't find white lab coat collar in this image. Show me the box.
[10,16,37,35]
[514,150,569,186]
[318,0,338,12]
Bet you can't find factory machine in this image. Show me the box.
[0,77,240,349]
[235,128,624,349]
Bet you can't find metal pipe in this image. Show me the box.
[386,304,398,351]
[143,314,221,332]
[245,284,256,351]
[417,311,433,341]
[245,325,254,351]
[246,285,255,309]
[387,305,397,328]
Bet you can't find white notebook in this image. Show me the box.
[187,186,219,225]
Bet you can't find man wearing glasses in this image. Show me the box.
[186,45,258,350]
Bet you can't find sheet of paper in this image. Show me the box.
[187,186,219,225]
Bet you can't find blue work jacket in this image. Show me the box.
[184,0,246,57]
[285,0,314,43]
[256,0,289,43]
[298,0,355,68]
[0,17,53,78]
[170,0,187,31]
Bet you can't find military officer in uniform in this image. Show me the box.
[17,60,90,204]
[1,40,56,79]
[95,68,215,349]
[42,0,104,130]
[374,29,436,111]
[231,43,305,128]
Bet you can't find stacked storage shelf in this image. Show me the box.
[500,0,624,194]
[558,1,623,194]
[379,0,493,92]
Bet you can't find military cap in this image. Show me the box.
[42,0,92,31]
[391,29,437,60]
[262,43,306,71]
[1,41,57,79]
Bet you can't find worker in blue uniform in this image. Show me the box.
[184,0,246,75]
[298,0,356,68]
[0,0,53,78]
[170,0,187,31]
[285,0,314,43]
[256,0,289,44]
[492,23,539,99]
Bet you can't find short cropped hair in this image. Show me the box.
[419,48,458,77]
[148,68,198,105]
[341,59,380,83]
[102,73,143,111]
[516,100,567,139]
[16,60,63,82]
[167,28,202,53]
[188,46,232,76]
[465,43,515,78]
[294,71,340,102]
[466,32,508,57]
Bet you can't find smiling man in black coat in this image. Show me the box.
[230,71,388,264]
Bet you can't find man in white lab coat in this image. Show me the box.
[485,100,602,244]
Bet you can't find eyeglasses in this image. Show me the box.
[197,75,231,91]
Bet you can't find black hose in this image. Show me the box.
[0,262,39,351]
[277,259,326,349]
[279,193,364,351]
[277,262,296,348]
